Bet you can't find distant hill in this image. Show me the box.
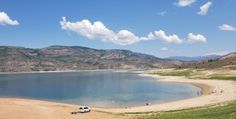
[168,55,221,62]
[0,46,182,72]
[181,52,236,69]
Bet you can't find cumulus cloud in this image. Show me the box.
[60,17,207,45]
[0,12,19,26]
[198,1,212,15]
[60,17,184,45]
[140,32,155,41]
[187,33,207,43]
[61,17,146,45]
[219,24,236,31]
[154,30,183,44]
[176,0,196,7]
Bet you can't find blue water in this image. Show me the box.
[0,71,201,107]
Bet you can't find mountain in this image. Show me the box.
[0,45,182,72]
[220,52,236,60]
[181,52,236,69]
[168,55,221,62]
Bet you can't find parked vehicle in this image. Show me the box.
[79,106,90,113]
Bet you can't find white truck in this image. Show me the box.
[79,106,91,113]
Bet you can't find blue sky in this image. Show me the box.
[0,0,236,57]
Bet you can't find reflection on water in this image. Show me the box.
[0,71,201,107]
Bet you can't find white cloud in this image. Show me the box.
[0,12,19,26]
[60,17,207,45]
[198,1,212,16]
[154,30,183,44]
[160,47,169,51]
[187,33,207,43]
[140,32,155,41]
[219,24,236,31]
[60,17,142,45]
[60,17,184,45]
[176,0,196,7]
[158,11,167,16]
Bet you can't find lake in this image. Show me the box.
[0,71,201,108]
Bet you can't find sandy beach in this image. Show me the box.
[0,98,131,119]
[1,74,236,119]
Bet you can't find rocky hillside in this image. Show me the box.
[168,55,221,62]
[181,52,236,69]
[0,46,182,72]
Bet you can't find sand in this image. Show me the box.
[1,74,236,119]
[0,98,130,119]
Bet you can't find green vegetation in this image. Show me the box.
[141,101,236,119]
[210,76,236,81]
[149,69,236,81]
[151,69,193,77]
[207,59,218,63]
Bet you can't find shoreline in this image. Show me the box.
[95,74,236,113]
[140,74,213,95]
[0,69,145,75]
[1,73,236,118]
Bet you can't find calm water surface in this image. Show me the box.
[0,71,201,107]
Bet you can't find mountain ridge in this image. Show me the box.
[181,52,236,69]
[167,55,221,62]
[0,45,182,72]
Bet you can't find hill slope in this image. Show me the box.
[181,52,236,69]
[168,55,221,62]
[0,46,181,72]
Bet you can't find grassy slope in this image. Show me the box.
[151,69,193,77]
[149,69,236,81]
[210,76,236,81]
[143,101,236,119]
[143,69,236,119]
